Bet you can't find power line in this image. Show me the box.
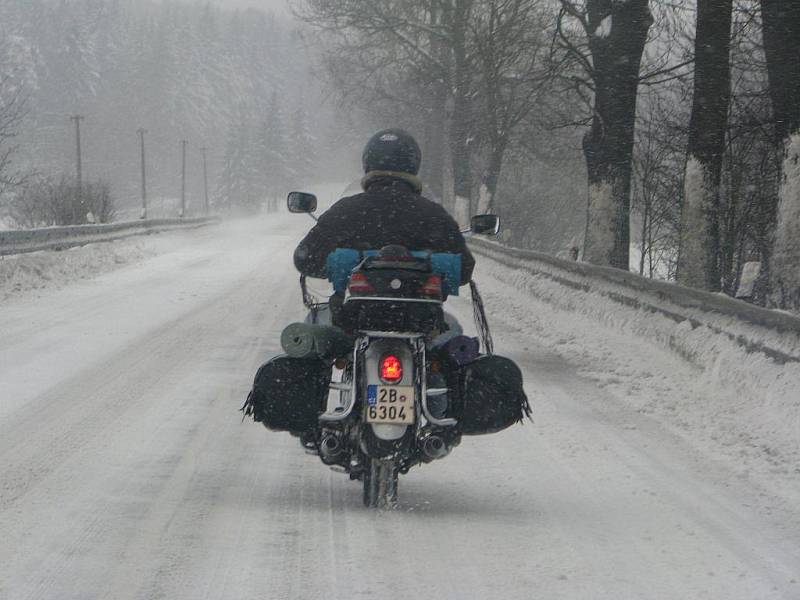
[180,139,188,218]
[201,146,210,216]
[70,115,85,218]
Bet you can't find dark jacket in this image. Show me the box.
[294,177,475,285]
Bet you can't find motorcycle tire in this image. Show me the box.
[363,458,398,509]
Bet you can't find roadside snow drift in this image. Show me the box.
[470,240,800,509]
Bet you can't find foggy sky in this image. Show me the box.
[203,0,291,14]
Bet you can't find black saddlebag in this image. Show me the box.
[457,355,531,435]
[241,355,331,434]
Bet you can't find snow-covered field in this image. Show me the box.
[0,213,798,599]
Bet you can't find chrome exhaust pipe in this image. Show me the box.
[320,434,343,459]
[422,435,449,460]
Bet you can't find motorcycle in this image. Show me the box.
[243,191,528,509]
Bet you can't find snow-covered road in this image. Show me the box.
[1,215,797,600]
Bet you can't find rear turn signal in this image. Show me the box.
[348,271,374,293]
[380,354,403,384]
[419,274,443,297]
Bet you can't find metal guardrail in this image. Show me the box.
[468,237,800,364]
[0,217,221,257]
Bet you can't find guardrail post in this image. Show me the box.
[71,115,85,219]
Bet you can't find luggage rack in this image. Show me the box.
[318,331,456,427]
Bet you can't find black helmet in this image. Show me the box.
[362,129,422,175]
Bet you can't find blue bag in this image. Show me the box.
[325,249,461,296]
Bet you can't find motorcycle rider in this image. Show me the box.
[293,128,475,287]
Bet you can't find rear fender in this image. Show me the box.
[363,339,415,441]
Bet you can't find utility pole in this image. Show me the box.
[180,139,188,218]
[70,115,85,219]
[138,129,148,219]
[201,147,210,216]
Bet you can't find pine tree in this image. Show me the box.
[218,107,262,214]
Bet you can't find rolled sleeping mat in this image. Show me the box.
[281,323,315,357]
[280,322,352,359]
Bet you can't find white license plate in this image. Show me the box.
[366,385,415,424]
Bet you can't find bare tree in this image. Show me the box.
[0,40,29,201]
[557,0,653,270]
[631,90,686,279]
[6,177,115,228]
[762,0,800,310]
[298,0,558,226]
[676,0,733,291]
[470,0,552,213]
[298,0,476,217]
[717,6,780,299]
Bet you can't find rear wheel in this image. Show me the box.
[362,458,398,509]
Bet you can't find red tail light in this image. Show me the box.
[419,274,443,297]
[380,354,403,383]
[348,272,374,293]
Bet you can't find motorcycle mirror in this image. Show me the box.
[470,214,500,236]
[287,191,318,214]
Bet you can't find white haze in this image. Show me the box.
[196,0,291,14]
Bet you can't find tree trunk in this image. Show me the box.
[479,137,507,214]
[582,0,652,270]
[762,0,800,310]
[762,1,800,143]
[639,193,650,276]
[421,91,447,202]
[769,134,800,310]
[448,0,474,226]
[677,0,732,292]
[422,4,448,203]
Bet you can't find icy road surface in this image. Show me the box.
[0,215,798,600]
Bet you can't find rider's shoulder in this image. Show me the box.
[322,193,366,215]
[328,188,445,215]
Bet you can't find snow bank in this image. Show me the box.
[0,238,155,300]
[0,217,219,257]
[471,238,800,503]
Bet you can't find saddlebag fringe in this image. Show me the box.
[469,280,494,356]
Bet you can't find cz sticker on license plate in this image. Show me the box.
[366,385,415,424]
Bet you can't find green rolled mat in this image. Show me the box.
[280,323,315,358]
[280,323,353,359]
